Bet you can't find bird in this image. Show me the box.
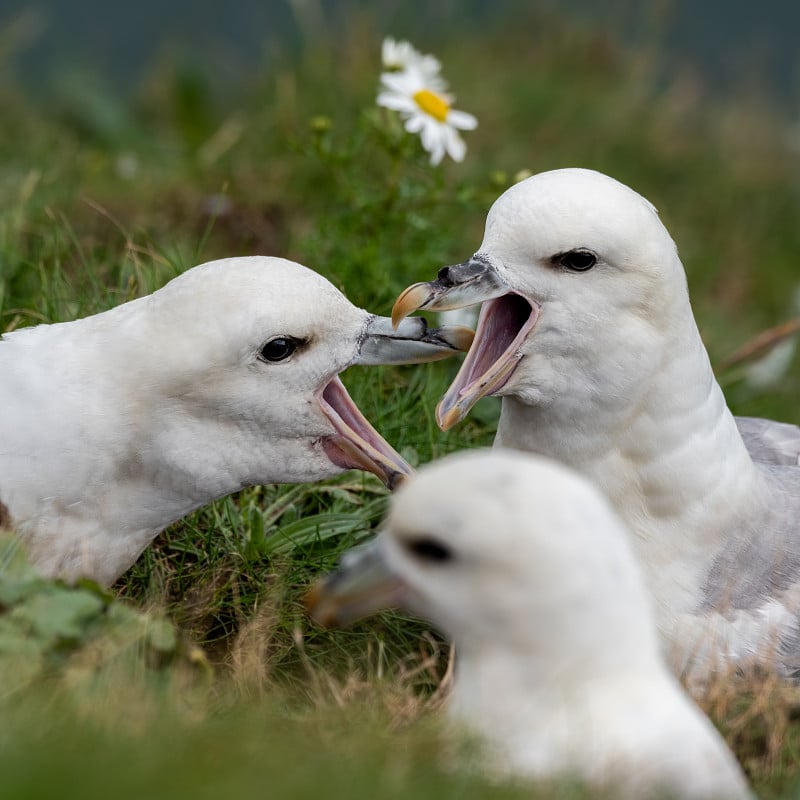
[0,255,472,585]
[736,415,800,466]
[391,167,800,680]
[306,449,753,799]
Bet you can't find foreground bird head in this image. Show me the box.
[392,168,689,429]
[307,448,659,669]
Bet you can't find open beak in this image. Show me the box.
[305,537,405,627]
[319,377,413,490]
[355,314,474,366]
[316,312,474,488]
[392,256,539,431]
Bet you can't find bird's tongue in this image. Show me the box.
[320,376,413,490]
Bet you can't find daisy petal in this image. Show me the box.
[380,71,421,94]
[419,54,442,75]
[443,126,466,162]
[404,114,425,134]
[447,109,478,130]
[377,91,417,113]
[429,139,445,166]
[419,118,439,153]
[382,38,396,66]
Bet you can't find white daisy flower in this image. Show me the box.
[377,64,477,166]
[381,37,444,89]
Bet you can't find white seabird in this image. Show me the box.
[307,450,753,799]
[392,168,800,679]
[0,255,472,585]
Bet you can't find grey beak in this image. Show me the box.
[305,536,406,627]
[355,314,474,366]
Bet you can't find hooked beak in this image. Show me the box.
[392,256,539,431]
[391,255,509,327]
[319,377,412,490]
[355,314,474,366]
[305,537,405,627]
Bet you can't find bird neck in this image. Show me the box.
[449,642,674,773]
[496,307,759,615]
[500,319,754,490]
[453,594,664,707]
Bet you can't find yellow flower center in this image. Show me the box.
[412,89,450,122]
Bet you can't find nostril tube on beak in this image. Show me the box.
[437,265,453,283]
[408,316,427,336]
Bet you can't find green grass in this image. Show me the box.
[2,3,800,797]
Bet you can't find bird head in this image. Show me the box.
[306,449,658,668]
[136,256,472,490]
[392,168,689,430]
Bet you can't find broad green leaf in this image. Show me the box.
[11,588,105,642]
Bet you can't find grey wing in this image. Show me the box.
[698,463,800,678]
[735,416,800,466]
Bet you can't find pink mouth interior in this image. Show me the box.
[458,293,538,393]
[319,377,410,488]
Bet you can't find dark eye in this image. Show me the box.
[556,249,597,272]
[259,336,298,362]
[405,537,453,563]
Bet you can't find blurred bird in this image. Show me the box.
[307,449,753,800]
[0,256,472,584]
[392,168,800,679]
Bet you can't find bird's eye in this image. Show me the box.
[557,249,598,272]
[259,336,299,362]
[405,537,453,563]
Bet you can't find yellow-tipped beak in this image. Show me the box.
[391,283,436,329]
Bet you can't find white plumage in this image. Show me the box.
[0,255,468,584]
[308,450,752,799]
[392,168,800,680]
